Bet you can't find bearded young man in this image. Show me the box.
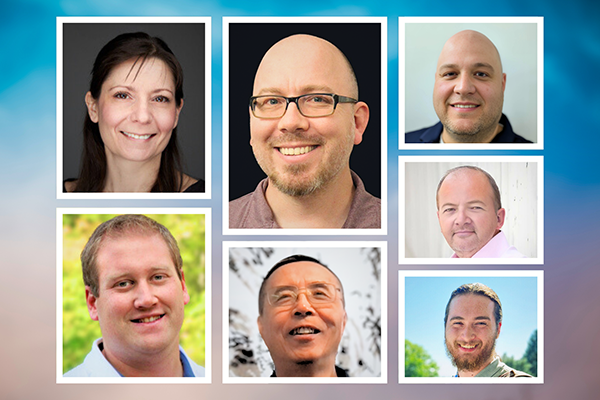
[444,283,531,378]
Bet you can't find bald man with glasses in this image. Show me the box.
[229,34,380,229]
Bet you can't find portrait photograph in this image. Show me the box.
[400,156,543,264]
[399,270,543,383]
[223,17,387,234]
[58,208,211,383]
[57,17,210,198]
[223,242,387,383]
[400,17,543,149]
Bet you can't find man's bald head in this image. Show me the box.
[253,34,359,99]
[437,30,503,74]
[433,30,507,143]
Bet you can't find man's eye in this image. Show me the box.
[262,97,283,106]
[475,72,489,78]
[442,72,457,78]
[273,291,294,303]
[116,280,132,288]
[443,208,455,213]
[153,274,166,281]
[305,95,333,104]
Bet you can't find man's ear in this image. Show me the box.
[501,73,507,92]
[496,321,502,338]
[180,270,190,306]
[496,208,506,230]
[85,286,99,321]
[257,315,264,338]
[352,102,370,145]
[85,92,99,123]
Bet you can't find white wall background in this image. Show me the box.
[404,161,538,258]
[228,246,382,377]
[404,22,538,142]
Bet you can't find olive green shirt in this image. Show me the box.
[474,356,532,378]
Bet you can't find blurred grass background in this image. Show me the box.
[62,213,206,373]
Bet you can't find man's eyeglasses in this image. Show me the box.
[249,93,358,119]
[266,283,342,308]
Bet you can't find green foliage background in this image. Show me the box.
[62,213,206,373]
[405,340,439,377]
[502,329,538,377]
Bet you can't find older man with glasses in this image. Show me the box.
[257,255,349,377]
[229,34,380,229]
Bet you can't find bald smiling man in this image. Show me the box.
[406,30,532,144]
[229,34,381,229]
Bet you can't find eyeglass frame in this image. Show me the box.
[249,93,358,119]
[265,282,343,308]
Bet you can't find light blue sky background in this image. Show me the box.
[1,0,598,399]
[405,276,538,377]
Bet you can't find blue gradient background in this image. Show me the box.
[1,0,598,399]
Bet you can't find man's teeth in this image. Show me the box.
[122,131,152,140]
[460,344,476,349]
[279,146,316,156]
[452,104,478,108]
[135,315,162,323]
[291,327,318,335]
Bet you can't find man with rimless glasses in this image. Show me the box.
[257,255,348,377]
[229,34,380,229]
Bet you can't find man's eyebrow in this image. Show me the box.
[449,316,492,321]
[439,201,457,209]
[438,63,459,71]
[104,266,173,281]
[440,200,487,208]
[466,200,487,206]
[438,62,496,72]
[255,85,336,96]
[472,62,495,71]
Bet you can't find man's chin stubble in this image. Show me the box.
[270,167,325,197]
[443,113,502,143]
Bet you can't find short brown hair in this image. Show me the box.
[444,283,502,329]
[81,215,183,297]
[436,166,502,211]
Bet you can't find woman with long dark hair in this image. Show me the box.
[64,32,203,192]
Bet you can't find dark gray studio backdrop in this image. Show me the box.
[228,23,382,201]
[62,23,206,183]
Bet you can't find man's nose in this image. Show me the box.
[454,74,476,95]
[459,324,475,341]
[277,101,309,133]
[293,292,315,316]
[133,281,158,309]
[454,208,472,225]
